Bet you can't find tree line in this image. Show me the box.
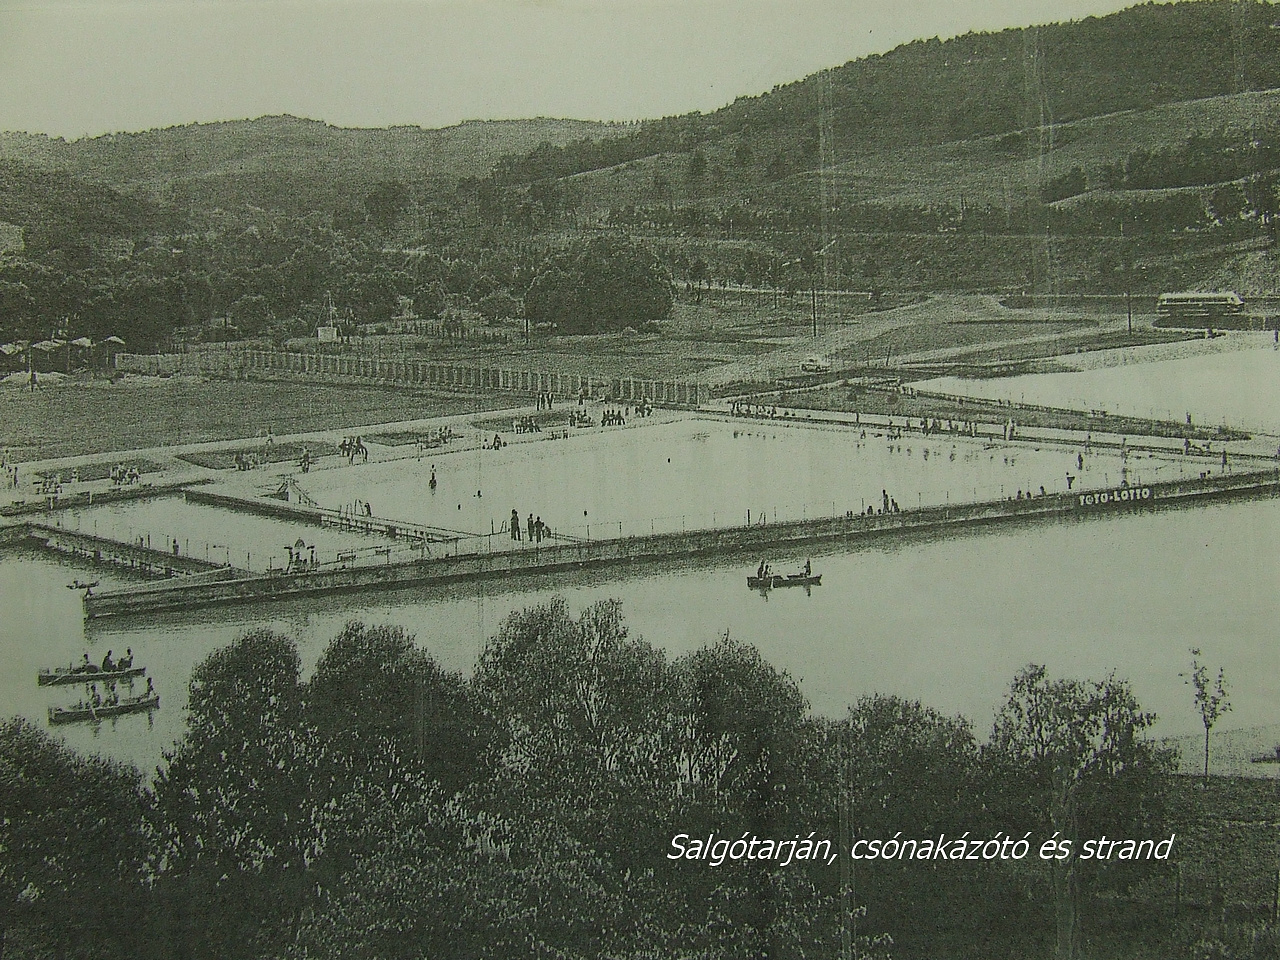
[1,598,1191,960]
[0,221,673,350]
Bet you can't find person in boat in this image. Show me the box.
[101,650,116,672]
[756,560,765,580]
[803,559,811,577]
[118,648,133,670]
[77,652,98,674]
[145,677,155,697]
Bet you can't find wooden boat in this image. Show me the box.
[38,665,145,686]
[747,573,822,589]
[47,693,159,725]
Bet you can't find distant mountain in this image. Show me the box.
[0,115,623,216]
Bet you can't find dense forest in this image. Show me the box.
[1,1,1279,351]
[1,599,1195,960]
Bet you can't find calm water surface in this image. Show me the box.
[917,336,1280,433]
[296,418,1169,545]
[5,497,1278,772]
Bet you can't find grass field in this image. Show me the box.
[322,289,897,383]
[0,377,511,462]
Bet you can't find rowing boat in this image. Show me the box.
[38,665,146,686]
[47,693,159,725]
[747,573,822,589]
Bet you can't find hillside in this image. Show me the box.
[550,87,1280,218]
[0,115,623,214]
[488,0,1280,188]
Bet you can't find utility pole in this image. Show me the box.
[1122,219,1132,336]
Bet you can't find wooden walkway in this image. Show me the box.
[16,523,233,578]
[184,488,475,542]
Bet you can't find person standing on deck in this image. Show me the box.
[511,508,521,541]
[527,514,535,542]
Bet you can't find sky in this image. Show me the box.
[1,0,1142,139]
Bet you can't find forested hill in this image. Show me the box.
[488,0,1280,187]
[0,116,621,214]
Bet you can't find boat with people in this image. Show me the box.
[40,648,143,686]
[47,692,159,725]
[38,664,146,686]
[748,559,821,590]
[748,572,823,589]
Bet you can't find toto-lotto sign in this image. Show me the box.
[1078,487,1152,508]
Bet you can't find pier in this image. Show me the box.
[13,522,234,578]
[183,488,474,542]
[82,468,1280,619]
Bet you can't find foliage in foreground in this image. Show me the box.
[0,601,1196,960]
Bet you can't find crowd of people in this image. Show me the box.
[109,463,142,485]
[729,401,779,418]
[339,436,369,463]
[416,426,459,454]
[62,648,151,713]
[284,539,318,570]
[513,416,543,434]
[508,508,552,543]
[73,648,134,675]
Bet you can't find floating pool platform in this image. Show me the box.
[81,468,1280,620]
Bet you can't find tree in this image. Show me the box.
[229,293,273,337]
[1245,172,1279,245]
[474,598,676,803]
[474,289,521,323]
[0,718,149,960]
[671,634,831,955]
[362,181,409,232]
[151,629,319,959]
[523,239,672,334]
[289,800,637,960]
[307,621,492,800]
[1181,648,1230,785]
[841,695,980,838]
[986,665,1173,960]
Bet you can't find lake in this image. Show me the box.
[5,494,1277,772]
